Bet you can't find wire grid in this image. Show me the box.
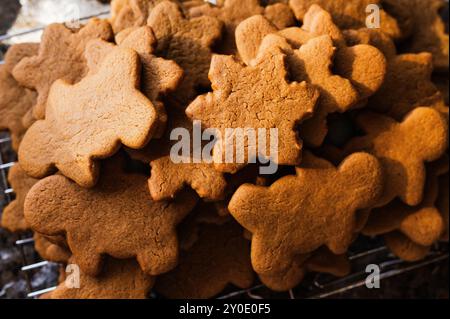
[0,7,449,300]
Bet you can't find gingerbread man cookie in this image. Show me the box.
[228,151,383,276]
[1,164,39,233]
[0,44,38,151]
[34,233,71,264]
[189,0,294,54]
[18,48,160,188]
[289,0,401,39]
[148,1,223,102]
[24,157,198,276]
[369,53,439,120]
[85,26,183,138]
[12,19,114,120]
[345,107,448,207]
[49,258,154,299]
[384,232,430,262]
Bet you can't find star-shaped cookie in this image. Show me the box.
[186,47,319,173]
[147,1,223,102]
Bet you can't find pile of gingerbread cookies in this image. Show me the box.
[0,0,448,299]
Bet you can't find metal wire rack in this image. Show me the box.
[0,4,449,299]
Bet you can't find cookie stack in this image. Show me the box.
[0,0,448,299]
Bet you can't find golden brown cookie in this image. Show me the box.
[228,151,383,276]
[155,221,254,299]
[186,46,319,173]
[34,233,71,264]
[127,104,228,201]
[345,107,448,207]
[236,6,387,101]
[49,258,154,299]
[148,1,223,102]
[3,43,40,74]
[12,19,114,120]
[189,0,293,54]
[258,254,309,291]
[363,155,449,245]
[85,26,183,138]
[306,248,350,277]
[111,0,155,33]
[342,28,397,60]
[259,248,350,291]
[235,7,386,146]
[1,163,39,233]
[18,48,159,188]
[402,0,449,71]
[264,2,296,29]
[0,44,38,151]
[24,157,198,276]
[369,53,439,120]
[289,0,401,39]
[384,232,430,262]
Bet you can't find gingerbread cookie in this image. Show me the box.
[236,6,386,100]
[155,221,254,298]
[3,43,40,74]
[369,53,439,120]
[258,254,309,292]
[228,151,383,275]
[235,7,386,146]
[24,157,198,276]
[186,46,319,173]
[402,0,449,71]
[148,1,223,102]
[306,248,350,277]
[34,233,71,264]
[264,2,296,29]
[49,258,154,299]
[86,26,183,137]
[12,19,114,120]
[343,28,397,60]
[188,0,268,54]
[259,248,350,291]
[1,164,39,233]
[0,44,38,151]
[127,103,228,201]
[363,155,449,244]
[345,107,448,207]
[289,0,401,39]
[18,48,160,188]
[384,232,430,262]
[111,0,154,33]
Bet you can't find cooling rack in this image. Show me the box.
[0,4,448,299]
